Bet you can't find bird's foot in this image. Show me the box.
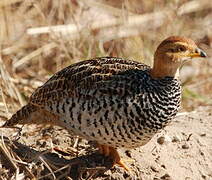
[97,144,131,172]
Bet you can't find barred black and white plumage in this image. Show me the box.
[37,57,181,148]
[2,36,207,171]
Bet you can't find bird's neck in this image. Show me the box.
[150,68,179,79]
[149,59,180,79]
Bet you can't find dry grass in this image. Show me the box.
[0,0,212,179]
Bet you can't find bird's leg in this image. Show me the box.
[98,144,110,156]
[97,144,130,171]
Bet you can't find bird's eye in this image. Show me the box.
[168,46,186,53]
[178,47,186,52]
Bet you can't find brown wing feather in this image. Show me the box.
[29,57,150,106]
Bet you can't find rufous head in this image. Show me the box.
[150,36,207,79]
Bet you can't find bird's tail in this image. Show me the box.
[2,104,38,128]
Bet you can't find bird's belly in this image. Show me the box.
[60,113,156,149]
[49,95,179,148]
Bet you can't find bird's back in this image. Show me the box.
[29,57,150,106]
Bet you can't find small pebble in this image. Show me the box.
[157,136,165,144]
[161,173,172,180]
[182,144,189,149]
[200,151,204,156]
[200,133,206,137]
[172,135,181,142]
[202,174,207,179]
[157,135,171,145]
[161,164,166,169]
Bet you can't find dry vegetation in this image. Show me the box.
[0,0,212,179]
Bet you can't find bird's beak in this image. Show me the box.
[189,48,207,58]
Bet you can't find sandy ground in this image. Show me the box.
[0,106,212,180]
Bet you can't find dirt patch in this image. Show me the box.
[0,106,211,180]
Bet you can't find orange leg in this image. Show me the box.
[97,144,130,171]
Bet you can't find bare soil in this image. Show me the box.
[0,106,211,180]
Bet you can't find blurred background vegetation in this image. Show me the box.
[0,0,211,120]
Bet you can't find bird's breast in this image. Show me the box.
[46,77,181,148]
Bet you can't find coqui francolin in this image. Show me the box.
[2,36,207,171]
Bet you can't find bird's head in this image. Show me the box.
[150,36,207,79]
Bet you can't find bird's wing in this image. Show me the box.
[29,57,150,107]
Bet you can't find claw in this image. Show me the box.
[97,144,131,172]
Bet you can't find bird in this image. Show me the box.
[2,36,207,171]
